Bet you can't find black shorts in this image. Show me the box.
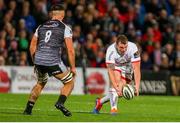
[35,64,64,76]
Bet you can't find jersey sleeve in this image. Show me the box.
[64,25,73,38]
[34,26,40,37]
[105,47,115,64]
[131,44,141,63]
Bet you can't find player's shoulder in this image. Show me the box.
[59,20,72,30]
[107,43,116,51]
[128,41,137,47]
[128,41,138,49]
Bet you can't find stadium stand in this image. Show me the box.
[0,0,179,72]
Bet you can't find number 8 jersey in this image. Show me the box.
[34,20,72,66]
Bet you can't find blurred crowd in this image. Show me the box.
[0,0,180,71]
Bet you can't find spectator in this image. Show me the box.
[0,0,179,70]
[74,5,84,27]
[64,9,74,25]
[19,51,28,66]
[107,7,124,34]
[162,24,174,46]
[162,43,174,68]
[141,51,153,70]
[18,30,28,51]
[0,9,7,29]
[95,49,106,67]
[152,21,162,43]
[163,0,177,16]
[133,0,146,26]
[160,53,170,70]
[0,37,7,59]
[0,55,5,65]
[96,0,108,17]
[169,8,180,31]
[143,12,155,33]
[153,42,162,68]
[7,40,19,65]
[173,41,180,70]
[158,9,171,32]
[32,0,48,26]
[6,27,18,48]
[145,0,162,16]
[84,36,96,67]
[0,29,7,39]
[8,0,19,23]
[0,0,5,21]
[142,27,156,54]
[21,1,36,34]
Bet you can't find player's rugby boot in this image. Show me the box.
[110,108,118,115]
[92,98,102,114]
[23,109,32,115]
[55,102,72,117]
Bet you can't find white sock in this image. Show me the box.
[100,93,110,104]
[109,88,118,110]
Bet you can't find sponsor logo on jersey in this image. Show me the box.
[133,51,140,58]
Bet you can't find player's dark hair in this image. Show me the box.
[116,35,128,45]
[50,4,65,11]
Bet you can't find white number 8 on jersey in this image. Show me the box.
[45,30,52,43]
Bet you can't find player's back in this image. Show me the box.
[34,20,66,66]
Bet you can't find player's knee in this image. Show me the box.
[37,82,46,88]
[64,79,74,89]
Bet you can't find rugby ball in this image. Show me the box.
[122,84,135,100]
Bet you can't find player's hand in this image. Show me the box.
[117,90,122,96]
[134,87,139,96]
[117,83,124,96]
[70,67,76,76]
[115,86,122,96]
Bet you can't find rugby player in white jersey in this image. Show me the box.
[93,35,141,114]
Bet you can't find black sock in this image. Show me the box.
[57,95,67,104]
[25,101,35,112]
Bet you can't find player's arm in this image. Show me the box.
[64,37,76,75]
[132,61,141,96]
[29,36,38,63]
[29,26,40,63]
[105,48,120,93]
[64,25,76,75]
[106,63,120,92]
[131,44,141,96]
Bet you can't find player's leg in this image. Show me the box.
[93,70,121,114]
[109,70,122,114]
[93,87,119,114]
[93,83,113,113]
[23,66,48,115]
[53,68,74,117]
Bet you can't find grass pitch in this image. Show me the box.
[0,93,180,122]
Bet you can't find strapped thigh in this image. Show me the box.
[61,71,73,83]
[54,70,74,84]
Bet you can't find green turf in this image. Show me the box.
[0,93,180,122]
